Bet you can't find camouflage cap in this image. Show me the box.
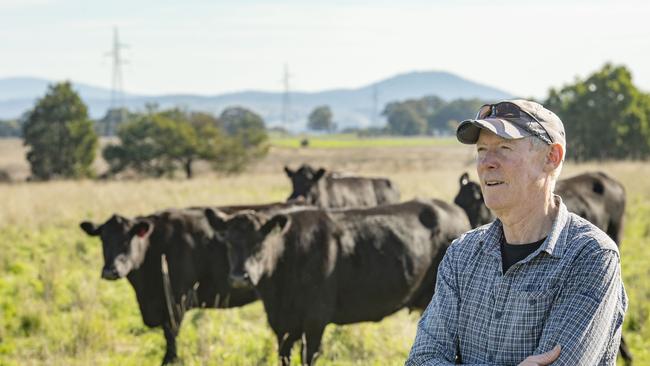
[456,99,566,150]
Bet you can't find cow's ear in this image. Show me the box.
[130,220,153,239]
[205,208,229,231]
[313,168,326,182]
[284,166,294,177]
[260,214,290,237]
[80,221,101,236]
[460,172,469,186]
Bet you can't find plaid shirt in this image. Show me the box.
[406,196,627,366]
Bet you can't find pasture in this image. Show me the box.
[0,136,648,365]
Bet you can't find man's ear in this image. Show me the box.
[284,166,294,177]
[260,214,290,237]
[545,143,564,171]
[313,168,326,182]
[205,208,229,231]
[80,221,101,236]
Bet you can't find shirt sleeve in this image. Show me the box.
[533,246,627,365]
[405,242,494,366]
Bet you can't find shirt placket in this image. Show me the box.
[485,242,506,364]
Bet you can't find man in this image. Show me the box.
[406,100,627,365]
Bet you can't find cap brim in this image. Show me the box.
[456,118,533,144]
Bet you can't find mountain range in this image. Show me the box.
[0,71,513,130]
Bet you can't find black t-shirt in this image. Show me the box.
[500,235,546,273]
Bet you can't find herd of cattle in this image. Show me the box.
[79,164,632,365]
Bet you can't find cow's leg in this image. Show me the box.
[162,322,179,365]
[277,331,299,366]
[301,325,325,366]
[619,335,633,366]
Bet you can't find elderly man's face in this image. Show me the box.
[475,130,548,214]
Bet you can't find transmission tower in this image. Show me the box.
[281,63,292,130]
[105,27,128,136]
[371,85,379,125]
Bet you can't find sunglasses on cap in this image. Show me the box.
[476,102,553,144]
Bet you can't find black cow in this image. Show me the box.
[206,199,470,365]
[284,164,400,208]
[453,171,632,365]
[453,173,493,228]
[79,202,301,365]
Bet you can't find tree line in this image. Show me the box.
[20,82,269,180]
[3,63,650,178]
[373,63,650,160]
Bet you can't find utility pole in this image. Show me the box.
[106,27,128,136]
[281,63,292,130]
[371,85,379,126]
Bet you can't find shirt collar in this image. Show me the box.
[481,195,569,259]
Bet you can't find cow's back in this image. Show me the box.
[316,176,399,208]
[327,199,468,322]
[556,172,626,244]
[371,178,401,205]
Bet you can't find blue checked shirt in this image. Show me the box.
[406,196,627,366]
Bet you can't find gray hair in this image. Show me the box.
[527,136,563,192]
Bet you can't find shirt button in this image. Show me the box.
[494,311,503,319]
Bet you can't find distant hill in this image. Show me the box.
[0,71,512,130]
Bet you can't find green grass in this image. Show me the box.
[0,222,418,365]
[270,134,457,149]
[618,198,650,364]
[0,156,648,365]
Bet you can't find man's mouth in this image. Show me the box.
[485,180,505,187]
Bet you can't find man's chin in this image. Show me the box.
[484,199,506,214]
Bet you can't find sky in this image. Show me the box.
[1,0,649,98]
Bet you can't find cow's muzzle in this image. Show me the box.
[101,266,120,280]
[228,273,252,288]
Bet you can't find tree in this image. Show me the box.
[96,107,136,136]
[217,107,269,169]
[384,103,427,136]
[22,81,98,180]
[103,107,269,178]
[545,64,650,161]
[307,105,335,132]
[104,110,226,178]
[427,98,485,135]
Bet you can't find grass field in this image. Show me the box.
[0,137,648,365]
[269,134,457,149]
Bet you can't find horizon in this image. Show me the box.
[1,0,649,98]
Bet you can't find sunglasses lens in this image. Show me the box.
[476,105,492,119]
[493,103,523,119]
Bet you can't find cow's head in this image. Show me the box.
[285,164,326,204]
[80,214,154,280]
[453,172,494,228]
[205,209,290,288]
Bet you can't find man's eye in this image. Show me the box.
[500,145,512,150]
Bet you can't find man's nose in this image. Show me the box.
[478,151,499,170]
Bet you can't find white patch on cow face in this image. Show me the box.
[119,222,153,275]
